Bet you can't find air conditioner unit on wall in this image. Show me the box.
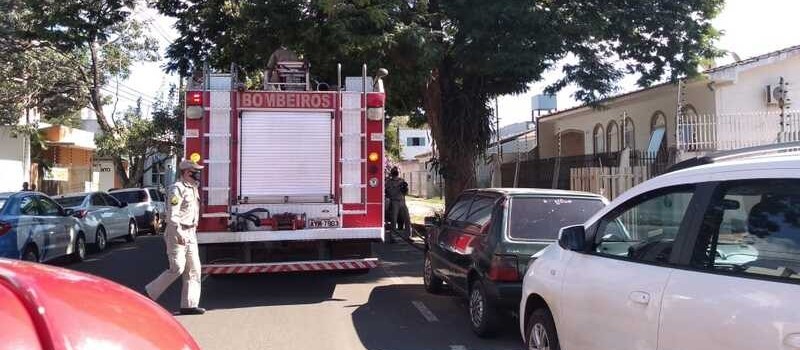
[766,84,777,105]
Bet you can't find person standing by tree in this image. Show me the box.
[145,160,205,315]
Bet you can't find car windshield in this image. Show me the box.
[111,191,146,203]
[54,196,86,208]
[509,197,605,240]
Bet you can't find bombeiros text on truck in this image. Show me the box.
[183,60,388,274]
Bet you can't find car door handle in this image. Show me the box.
[785,333,800,349]
[628,291,651,305]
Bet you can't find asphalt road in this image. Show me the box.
[59,235,524,350]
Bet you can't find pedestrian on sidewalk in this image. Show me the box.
[385,167,410,243]
[145,160,206,315]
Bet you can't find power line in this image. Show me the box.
[101,87,154,106]
[113,83,157,103]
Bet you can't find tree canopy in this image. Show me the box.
[155,0,722,203]
[1,0,180,187]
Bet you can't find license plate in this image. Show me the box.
[308,219,339,228]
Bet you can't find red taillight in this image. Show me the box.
[488,255,520,282]
[0,222,11,236]
[73,210,88,219]
[187,91,203,106]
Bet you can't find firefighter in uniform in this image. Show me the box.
[145,160,205,315]
[385,167,409,243]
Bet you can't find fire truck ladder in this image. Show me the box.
[200,64,235,218]
[337,64,369,215]
[264,61,311,91]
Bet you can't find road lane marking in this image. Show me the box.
[411,300,439,322]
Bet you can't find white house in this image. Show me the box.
[684,45,800,152]
[0,126,31,192]
[398,128,432,160]
[527,44,800,199]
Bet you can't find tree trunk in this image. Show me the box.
[88,41,131,187]
[423,66,478,209]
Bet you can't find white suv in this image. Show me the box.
[520,148,800,350]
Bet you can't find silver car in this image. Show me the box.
[0,192,86,262]
[54,192,137,252]
[108,188,166,235]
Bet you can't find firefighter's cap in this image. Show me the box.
[178,160,204,171]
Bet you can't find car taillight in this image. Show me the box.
[73,210,88,219]
[488,255,520,282]
[0,222,12,236]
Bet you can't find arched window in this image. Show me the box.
[607,121,620,152]
[651,111,667,132]
[623,117,635,150]
[593,124,605,154]
[647,111,667,155]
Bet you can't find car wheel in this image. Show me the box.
[22,246,38,262]
[423,252,443,294]
[95,226,107,252]
[469,279,500,338]
[125,220,137,242]
[72,233,86,262]
[526,308,560,350]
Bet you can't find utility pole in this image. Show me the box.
[495,97,502,187]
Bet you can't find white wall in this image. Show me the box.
[93,160,116,191]
[713,54,800,115]
[399,129,432,160]
[0,127,30,192]
[711,54,800,148]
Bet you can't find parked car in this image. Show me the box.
[0,192,86,263]
[0,258,201,349]
[520,146,800,350]
[109,187,166,234]
[54,191,137,251]
[424,188,606,337]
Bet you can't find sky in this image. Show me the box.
[122,0,800,126]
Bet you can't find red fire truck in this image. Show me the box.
[183,62,387,275]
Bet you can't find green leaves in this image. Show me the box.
[155,0,723,202]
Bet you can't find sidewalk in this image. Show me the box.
[405,197,444,224]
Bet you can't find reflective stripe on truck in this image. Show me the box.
[202,258,379,274]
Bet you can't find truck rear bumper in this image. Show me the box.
[202,257,379,274]
[196,227,384,244]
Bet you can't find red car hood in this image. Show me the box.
[0,259,200,350]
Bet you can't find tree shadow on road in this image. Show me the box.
[198,271,378,311]
[351,284,523,350]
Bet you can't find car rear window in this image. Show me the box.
[509,196,605,240]
[110,190,146,203]
[148,189,164,202]
[55,196,86,208]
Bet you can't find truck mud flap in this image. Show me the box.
[202,258,379,275]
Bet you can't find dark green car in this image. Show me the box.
[423,188,606,337]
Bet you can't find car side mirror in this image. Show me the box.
[63,208,74,217]
[558,225,587,252]
[424,216,441,228]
